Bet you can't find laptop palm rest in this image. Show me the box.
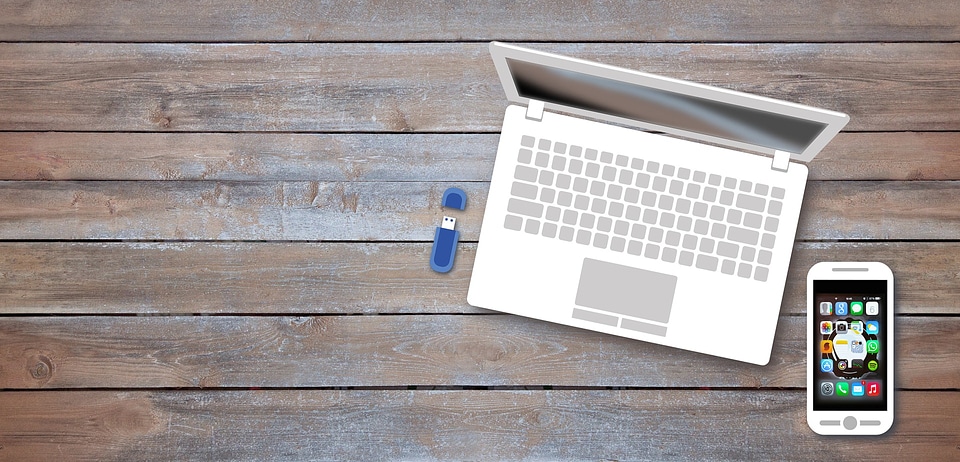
[573,258,676,336]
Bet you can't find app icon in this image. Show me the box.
[851,301,864,315]
[866,340,879,353]
[867,360,879,371]
[821,340,834,354]
[850,321,863,334]
[820,301,833,315]
[820,359,833,373]
[835,302,849,316]
[866,301,879,315]
[850,340,864,354]
[866,381,880,397]
[820,321,833,334]
[865,321,879,335]
[852,381,865,396]
[835,321,848,334]
[837,359,847,371]
[820,382,835,396]
[836,381,849,396]
[852,359,863,369]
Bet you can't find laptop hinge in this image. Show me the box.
[771,150,790,172]
[525,100,545,121]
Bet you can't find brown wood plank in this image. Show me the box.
[0,315,955,389]
[0,242,957,315]
[2,132,958,181]
[1,43,958,132]
[0,180,957,240]
[2,1,958,42]
[1,390,957,460]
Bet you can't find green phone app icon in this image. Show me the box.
[868,360,879,371]
[851,301,864,315]
[866,340,879,353]
[836,382,850,396]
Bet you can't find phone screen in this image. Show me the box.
[812,280,887,411]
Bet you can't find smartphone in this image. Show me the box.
[807,262,894,435]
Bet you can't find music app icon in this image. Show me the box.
[866,381,880,397]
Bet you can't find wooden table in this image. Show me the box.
[1,1,959,459]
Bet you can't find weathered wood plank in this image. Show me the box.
[2,43,958,132]
[2,132,958,181]
[0,315,954,389]
[1,390,957,460]
[2,0,958,42]
[0,242,957,315]
[0,180,957,240]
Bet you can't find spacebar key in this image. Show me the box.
[507,198,544,218]
[727,226,759,245]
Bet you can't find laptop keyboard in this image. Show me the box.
[503,135,786,282]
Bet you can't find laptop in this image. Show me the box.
[468,42,848,365]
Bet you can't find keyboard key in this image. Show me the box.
[593,233,609,249]
[569,146,582,157]
[631,223,646,239]
[538,170,554,186]
[694,219,709,235]
[591,198,607,214]
[662,164,675,176]
[661,247,677,263]
[771,187,785,199]
[600,151,613,163]
[754,266,769,282]
[590,180,605,196]
[710,205,725,221]
[556,173,571,189]
[615,154,629,167]
[716,241,739,258]
[606,184,623,200]
[619,170,634,185]
[693,171,706,183]
[520,135,535,148]
[675,198,691,214]
[660,212,675,228]
[727,226,759,245]
[504,214,522,231]
[677,167,690,180]
[768,200,783,216]
[761,233,776,249]
[739,180,752,192]
[648,227,663,243]
[625,205,641,221]
[630,158,644,170]
[507,198,543,218]
[679,251,694,266]
[585,149,598,160]
[677,216,692,231]
[538,139,551,151]
[542,222,557,238]
[614,220,630,236]
[575,194,590,210]
[511,181,537,200]
[710,222,726,239]
[644,244,660,259]
[755,183,769,196]
[702,187,717,202]
[540,187,556,203]
[524,219,540,234]
[624,188,640,203]
[636,192,654,208]
[757,250,772,265]
[563,209,578,225]
[669,180,683,195]
[642,209,658,224]
[764,217,779,232]
[611,237,626,252]
[573,177,588,193]
[658,195,674,210]
[597,216,612,232]
[721,259,736,275]
[682,234,698,250]
[708,174,721,186]
[518,148,533,164]
[696,254,718,271]
[545,206,561,222]
[514,165,538,182]
[646,161,660,173]
[585,162,600,178]
[635,172,650,188]
[576,229,592,245]
[685,183,701,199]
[652,176,667,192]
[693,202,708,218]
[551,155,566,171]
[627,240,643,255]
[559,226,575,241]
[724,177,737,189]
[580,213,596,229]
[568,159,583,175]
[741,246,756,262]
[719,190,734,206]
[699,238,715,253]
[602,166,617,181]
[726,209,742,225]
[743,212,762,229]
[535,151,550,167]
[557,191,573,207]
[608,202,624,217]
[736,193,766,213]
[665,230,681,247]
[553,142,567,154]
[737,262,752,278]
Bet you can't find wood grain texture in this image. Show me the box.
[0,315,955,390]
[2,132,959,181]
[0,180,958,240]
[2,0,958,42]
[0,242,958,315]
[2,43,959,132]
[1,390,957,460]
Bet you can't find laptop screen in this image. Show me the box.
[506,58,827,154]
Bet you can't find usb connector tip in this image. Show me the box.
[441,216,457,230]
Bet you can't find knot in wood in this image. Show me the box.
[31,355,52,380]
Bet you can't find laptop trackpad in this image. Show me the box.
[575,258,677,324]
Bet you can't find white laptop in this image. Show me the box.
[468,42,849,365]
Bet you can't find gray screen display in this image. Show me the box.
[507,58,826,154]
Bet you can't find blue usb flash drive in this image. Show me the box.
[430,188,467,273]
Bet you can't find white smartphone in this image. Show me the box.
[807,262,894,435]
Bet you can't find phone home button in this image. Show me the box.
[843,416,858,430]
